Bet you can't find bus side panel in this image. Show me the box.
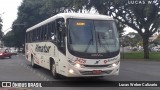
[26,42,60,71]
[42,42,59,70]
[57,51,68,76]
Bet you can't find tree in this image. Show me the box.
[113,1,160,59]
[0,16,3,40]
[12,0,48,48]
[2,31,15,47]
[114,1,159,59]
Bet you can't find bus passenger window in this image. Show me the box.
[39,27,42,41]
[51,22,55,40]
[47,22,56,41]
[36,29,38,41]
[56,18,66,54]
[44,25,48,40]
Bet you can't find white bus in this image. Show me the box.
[25,13,120,79]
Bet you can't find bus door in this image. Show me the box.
[56,18,67,75]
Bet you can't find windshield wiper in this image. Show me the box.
[97,33,108,52]
[84,38,93,53]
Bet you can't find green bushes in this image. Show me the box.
[121,52,160,60]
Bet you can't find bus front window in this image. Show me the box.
[68,19,119,59]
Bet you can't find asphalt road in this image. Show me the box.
[0,54,160,90]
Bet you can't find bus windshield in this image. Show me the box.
[68,19,119,57]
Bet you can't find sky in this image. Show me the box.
[0,0,137,35]
[0,0,22,33]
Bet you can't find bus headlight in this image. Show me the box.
[69,69,74,74]
[108,61,119,68]
[112,63,117,67]
[112,61,119,67]
[75,63,81,68]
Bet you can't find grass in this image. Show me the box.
[121,52,160,60]
[149,52,160,60]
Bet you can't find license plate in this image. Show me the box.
[92,70,102,74]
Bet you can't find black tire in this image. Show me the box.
[31,55,38,68]
[51,60,60,79]
[9,56,11,59]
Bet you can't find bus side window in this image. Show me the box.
[56,18,66,55]
[37,28,40,41]
[44,25,48,40]
[42,26,45,41]
[27,33,29,43]
[30,31,33,42]
[47,23,51,40]
[36,29,39,41]
[51,22,55,40]
[48,22,55,41]
[42,25,47,41]
[39,27,42,41]
[33,30,36,41]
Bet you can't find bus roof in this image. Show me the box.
[26,13,114,32]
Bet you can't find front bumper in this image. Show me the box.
[66,63,120,77]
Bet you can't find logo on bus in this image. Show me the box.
[94,60,100,64]
[35,44,51,53]
[91,54,103,57]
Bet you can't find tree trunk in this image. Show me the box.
[143,37,149,59]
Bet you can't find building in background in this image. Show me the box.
[0,41,3,48]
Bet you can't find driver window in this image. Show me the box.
[56,18,66,54]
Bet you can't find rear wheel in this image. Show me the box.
[31,55,38,68]
[9,56,11,58]
[51,60,60,79]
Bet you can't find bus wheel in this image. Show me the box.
[51,61,60,79]
[31,55,37,68]
[9,56,11,59]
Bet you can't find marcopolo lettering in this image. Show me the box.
[35,44,51,53]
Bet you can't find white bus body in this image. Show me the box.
[25,13,120,78]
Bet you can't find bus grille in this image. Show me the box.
[84,65,110,67]
[80,70,112,75]
[83,65,112,69]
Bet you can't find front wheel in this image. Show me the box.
[51,61,60,79]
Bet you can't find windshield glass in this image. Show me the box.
[68,19,119,54]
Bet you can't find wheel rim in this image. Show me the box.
[52,63,56,76]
